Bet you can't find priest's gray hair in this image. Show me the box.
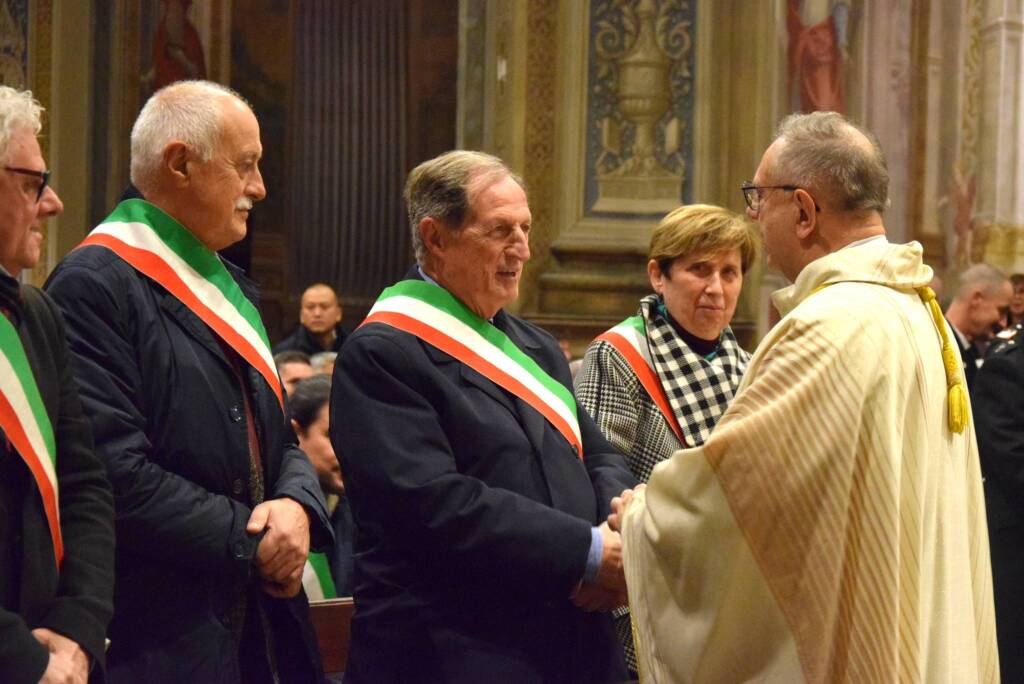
[405,150,526,264]
[130,80,251,195]
[772,111,890,214]
[955,263,1008,299]
[0,86,43,164]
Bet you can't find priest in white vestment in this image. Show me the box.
[614,112,999,683]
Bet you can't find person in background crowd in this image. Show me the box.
[309,351,336,377]
[613,111,997,683]
[1006,273,1024,329]
[944,263,1012,390]
[273,283,347,356]
[275,350,314,396]
[574,203,757,676]
[45,80,331,684]
[0,84,115,684]
[974,299,1024,683]
[289,375,354,599]
[331,150,636,683]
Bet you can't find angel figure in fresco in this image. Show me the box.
[787,0,851,113]
[143,0,207,93]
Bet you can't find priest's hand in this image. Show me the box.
[33,628,88,684]
[249,497,310,598]
[608,484,645,533]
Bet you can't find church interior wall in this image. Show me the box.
[2,0,1024,345]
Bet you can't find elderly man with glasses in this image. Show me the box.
[611,111,998,683]
[0,85,115,684]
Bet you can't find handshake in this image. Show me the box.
[570,485,645,613]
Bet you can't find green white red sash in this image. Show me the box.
[596,316,685,445]
[0,314,62,567]
[363,280,583,456]
[302,552,337,601]
[79,200,282,408]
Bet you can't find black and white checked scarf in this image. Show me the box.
[640,294,749,447]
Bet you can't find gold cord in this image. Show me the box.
[916,286,967,433]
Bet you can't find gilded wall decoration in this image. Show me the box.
[586,0,695,216]
[0,0,27,86]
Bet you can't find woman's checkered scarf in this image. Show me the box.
[639,294,749,447]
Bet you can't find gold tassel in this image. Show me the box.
[917,286,967,434]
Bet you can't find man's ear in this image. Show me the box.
[793,188,818,239]
[419,217,447,257]
[163,141,190,186]
[968,288,986,309]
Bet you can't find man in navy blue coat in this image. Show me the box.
[331,151,636,683]
[47,81,331,684]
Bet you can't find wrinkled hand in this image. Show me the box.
[248,498,310,598]
[607,484,645,533]
[33,628,88,684]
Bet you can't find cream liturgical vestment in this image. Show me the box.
[620,239,999,683]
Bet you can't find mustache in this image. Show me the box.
[235,197,253,211]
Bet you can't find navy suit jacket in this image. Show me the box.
[330,272,635,683]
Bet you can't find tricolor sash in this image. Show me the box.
[302,552,338,601]
[596,316,685,445]
[0,314,62,567]
[363,280,583,457]
[79,200,282,408]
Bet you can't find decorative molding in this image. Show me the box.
[457,0,487,149]
[519,0,558,314]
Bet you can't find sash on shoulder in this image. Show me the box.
[79,200,283,408]
[363,280,583,457]
[596,316,686,446]
[0,314,62,568]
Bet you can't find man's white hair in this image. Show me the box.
[955,263,1008,300]
[130,80,250,195]
[0,86,43,164]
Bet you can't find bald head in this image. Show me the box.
[771,111,890,215]
[130,80,252,196]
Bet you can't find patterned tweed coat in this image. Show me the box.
[575,294,751,671]
[575,294,750,483]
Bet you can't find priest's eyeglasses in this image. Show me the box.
[741,182,802,213]
[4,166,51,203]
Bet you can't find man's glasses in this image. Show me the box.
[740,182,802,212]
[741,181,822,214]
[4,166,51,203]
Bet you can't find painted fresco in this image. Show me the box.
[0,0,27,87]
[585,0,696,217]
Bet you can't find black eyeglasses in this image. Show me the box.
[741,182,806,213]
[4,166,51,203]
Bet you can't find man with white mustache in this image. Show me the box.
[331,150,637,683]
[45,80,332,683]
